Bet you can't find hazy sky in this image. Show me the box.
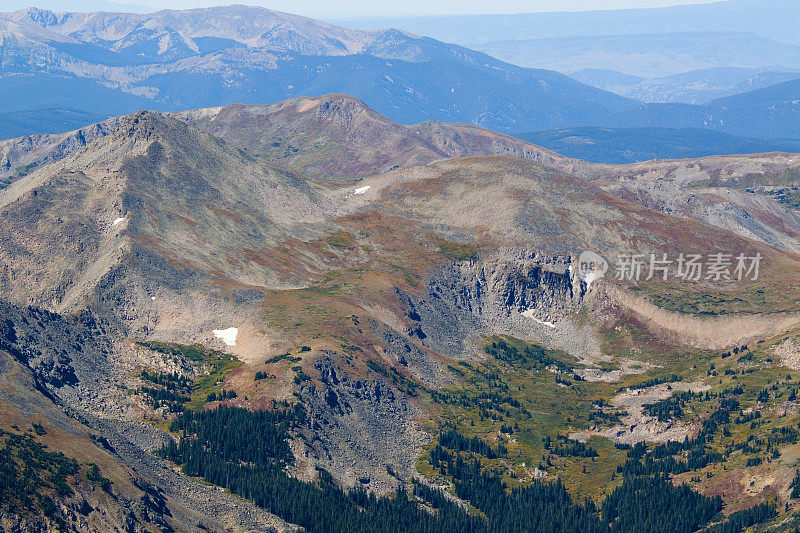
[4,0,722,17]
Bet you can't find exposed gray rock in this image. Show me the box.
[296,353,428,495]
[372,319,448,387]
[0,301,298,532]
[400,250,585,359]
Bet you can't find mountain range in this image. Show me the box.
[335,0,800,46]
[3,92,800,530]
[471,32,800,79]
[4,1,800,529]
[588,79,800,139]
[571,67,800,105]
[527,77,800,161]
[337,0,800,143]
[0,5,637,139]
[5,5,800,164]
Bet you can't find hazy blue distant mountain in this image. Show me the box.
[0,108,107,140]
[705,78,800,137]
[1,0,151,12]
[334,0,800,46]
[589,78,800,139]
[570,70,644,89]
[0,6,637,139]
[571,67,800,104]
[0,73,157,116]
[337,4,800,99]
[518,126,800,164]
[4,4,798,154]
[472,32,800,78]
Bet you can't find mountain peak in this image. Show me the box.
[114,110,189,142]
[14,7,61,26]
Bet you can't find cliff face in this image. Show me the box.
[398,252,583,360]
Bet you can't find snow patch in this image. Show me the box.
[112,217,125,226]
[213,327,238,346]
[354,185,371,195]
[521,310,556,328]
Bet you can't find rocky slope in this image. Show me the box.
[4,93,800,257]
[579,152,800,253]
[0,301,296,532]
[3,100,800,529]
[171,94,572,181]
[0,118,119,184]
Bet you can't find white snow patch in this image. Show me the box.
[150,296,156,300]
[112,217,125,226]
[521,310,556,328]
[213,327,238,346]
[354,185,371,195]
